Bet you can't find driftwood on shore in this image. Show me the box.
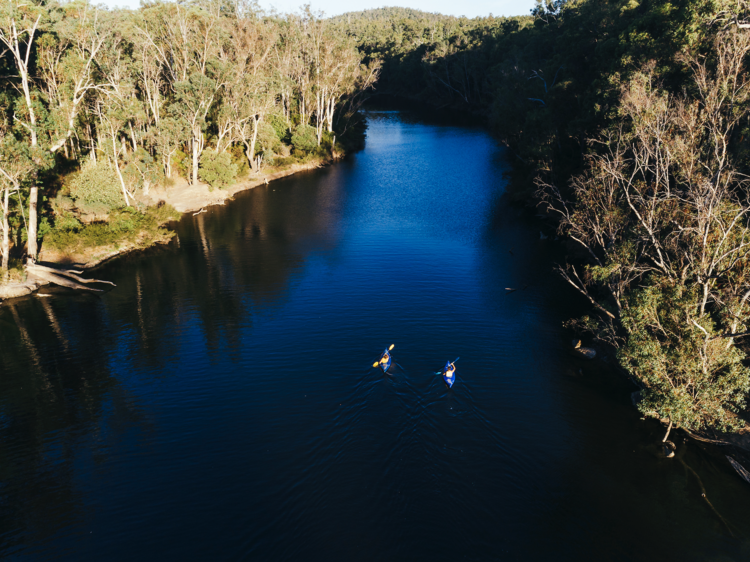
[26,263,115,293]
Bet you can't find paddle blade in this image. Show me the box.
[388,344,395,350]
[372,362,379,368]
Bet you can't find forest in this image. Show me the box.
[337,1,750,442]
[0,0,378,276]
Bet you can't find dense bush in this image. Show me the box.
[199,149,237,189]
[55,214,82,232]
[123,147,162,192]
[68,160,125,214]
[268,111,291,144]
[273,156,297,168]
[291,124,318,154]
[230,145,250,178]
[172,149,189,178]
[257,120,282,154]
[45,204,179,252]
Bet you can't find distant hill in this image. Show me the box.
[329,7,456,24]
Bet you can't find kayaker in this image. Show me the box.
[380,352,390,365]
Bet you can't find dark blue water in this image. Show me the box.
[1,111,749,561]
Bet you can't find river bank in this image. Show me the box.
[0,156,334,302]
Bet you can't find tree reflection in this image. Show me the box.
[0,166,347,554]
[0,297,148,552]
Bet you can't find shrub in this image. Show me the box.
[258,121,281,154]
[230,145,250,178]
[68,160,125,214]
[268,111,291,143]
[199,149,237,189]
[173,149,189,178]
[291,124,318,154]
[53,191,75,214]
[45,204,180,253]
[274,156,296,168]
[55,214,82,232]
[123,147,162,193]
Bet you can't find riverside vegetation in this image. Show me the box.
[336,1,750,445]
[0,0,378,278]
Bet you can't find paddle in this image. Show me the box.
[435,357,460,374]
[372,344,395,368]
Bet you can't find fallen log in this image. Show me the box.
[0,281,41,299]
[27,266,103,293]
[27,263,115,288]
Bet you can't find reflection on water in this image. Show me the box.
[0,111,749,561]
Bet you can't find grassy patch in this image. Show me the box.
[45,204,180,255]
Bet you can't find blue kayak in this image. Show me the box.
[379,349,392,373]
[442,361,456,387]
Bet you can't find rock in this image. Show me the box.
[662,441,676,458]
[575,346,596,359]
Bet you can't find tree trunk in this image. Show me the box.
[248,117,260,172]
[316,91,324,145]
[192,135,200,185]
[110,127,131,207]
[7,16,40,265]
[27,186,37,264]
[662,420,672,442]
[327,97,335,133]
[1,186,9,275]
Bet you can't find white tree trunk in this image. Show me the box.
[1,187,9,275]
[27,187,37,260]
[191,130,201,185]
[110,126,131,207]
[247,117,260,172]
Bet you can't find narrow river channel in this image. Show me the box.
[1,110,749,560]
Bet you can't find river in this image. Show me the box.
[0,110,749,560]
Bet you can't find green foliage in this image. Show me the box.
[55,213,82,232]
[173,149,189,179]
[198,149,237,188]
[273,156,297,168]
[618,281,750,433]
[67,160,125,214]
[291,124,318,154]
[257,121,281,154]
[230,145,250,178]
[123,147,162,192]
[45,205,180,253]
[268,112,291,144]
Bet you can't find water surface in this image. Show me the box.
[1,111,749,561]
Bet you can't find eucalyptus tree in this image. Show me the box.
[0,0,45,263]
[0,130,36,275]
[220,11,278,171]
[92,39,138,207]
[136,1,225,184]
